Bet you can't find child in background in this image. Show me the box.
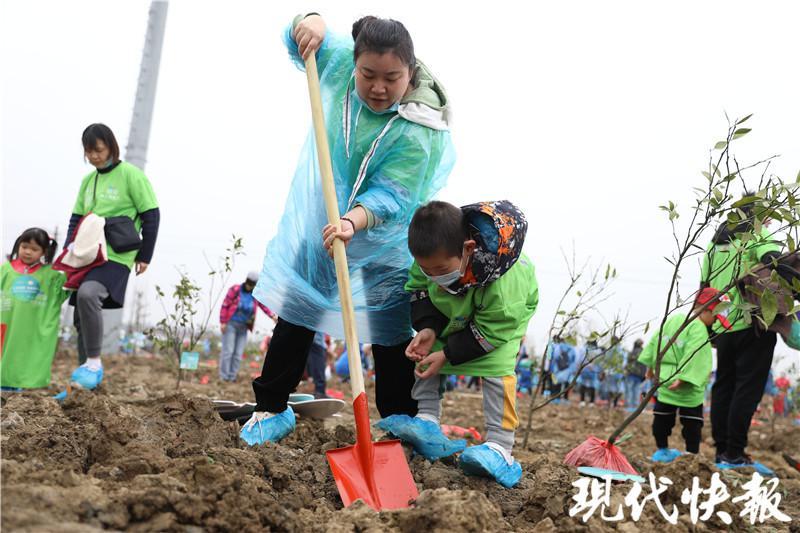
[1,228,69,390]
[378,200,538,488]
[576,341,601,406]
[638,288,730,463]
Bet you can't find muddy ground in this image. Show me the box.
[2,350,799,532]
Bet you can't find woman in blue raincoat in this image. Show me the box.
[242,13,456,445]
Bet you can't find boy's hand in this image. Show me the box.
[645,368,654,380]
[415,351,446,379]
[406,328,436,362]
[322,223,354,258]
[667,379,683,391]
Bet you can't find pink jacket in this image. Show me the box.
[219,284,276,332]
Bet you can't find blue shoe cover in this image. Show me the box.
[651,448,682,463]
[459,444,523,488]
[70,366,103,390]
[716,459,775,476]
[53,390,68,401]
[374,415,466,460]
[240,407,295,446]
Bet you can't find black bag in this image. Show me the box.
[104,215,142,252]
[91,172,142,253]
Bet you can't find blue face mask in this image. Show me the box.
[421,251,470,292]
[423,268,462,289]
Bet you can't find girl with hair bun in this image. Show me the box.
[242,13,456,445]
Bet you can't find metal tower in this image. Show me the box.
[102,0,168,354]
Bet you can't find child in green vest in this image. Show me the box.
[1,228,69,390]
[638,287,730,463]
[376,200,538,488]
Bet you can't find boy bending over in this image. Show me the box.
[377,200,538,487]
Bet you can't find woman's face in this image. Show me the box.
[354,51,412,112]
[85,140,111,168]
[18,240,45,265]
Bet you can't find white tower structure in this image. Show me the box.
[102,0,168,353]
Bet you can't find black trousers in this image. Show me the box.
[653,400,703,453]
[305,341,327,395]
[711,327,776,457]
[579,385,595,403]
[253,318,417,417]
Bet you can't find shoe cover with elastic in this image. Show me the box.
[716,453,775,476]
[70,365,103,390]
[459,443,523,488]
[240,407,296,446]
[374,415,466,460]
[651,448,682,463]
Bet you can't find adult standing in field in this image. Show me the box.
[64,124,160,390]
[218,271,277,382]
[241,13,455,445]
[702,214,781,467]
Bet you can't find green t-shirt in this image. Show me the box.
[700,227,781,333]
[405,254,539,377]
[638,313,712,407]
[1,262,69,388]
[72,161,159,268]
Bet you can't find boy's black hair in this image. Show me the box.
[82,123,120,163]
[408,201,468,258]
[10,227,58,264]
[352,16,415,69]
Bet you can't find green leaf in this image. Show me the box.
[714,141,728,150]
[760,290,777,326]
[732,128,751,139]
[736,113,753,125]
[732,196,759,208]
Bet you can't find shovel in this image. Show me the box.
[303,53,418,511]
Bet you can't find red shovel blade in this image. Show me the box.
[326,393,418,510]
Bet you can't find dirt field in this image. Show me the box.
[2,350,798,532]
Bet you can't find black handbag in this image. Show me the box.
[104,215,142,252]
[91,172,143,253]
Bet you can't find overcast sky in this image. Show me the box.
[2,1,799,372]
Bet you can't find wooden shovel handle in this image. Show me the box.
[304,54,365,399]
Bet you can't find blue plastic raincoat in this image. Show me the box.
[576,345,601,389]
[255,22,456,345]
[548,341,577,384]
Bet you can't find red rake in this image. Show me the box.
[564,435,638,475]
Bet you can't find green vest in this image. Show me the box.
[406,254,538,377]
[638,313,712,407]
[700,227,781,333]
[1,262,69,388]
